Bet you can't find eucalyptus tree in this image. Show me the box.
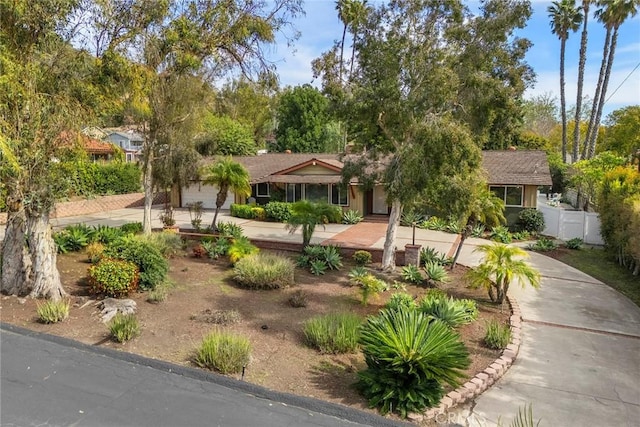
[332,0,532,270]
[584,0,639,159]
[548,0,583,163]
[0,0,85,299]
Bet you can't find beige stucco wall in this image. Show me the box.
[289,164,340,175]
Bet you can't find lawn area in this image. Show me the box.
[556,247,640,308]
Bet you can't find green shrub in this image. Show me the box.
[343,209,363,224]
[103,236,168,290]
[357,308,470,417]
[422,216,447,231]
[418,295,478,328]
[120,222,143,235]
[401,264,423,284]
[324,205,343,224]
[385,292,417,312]
[348,266,369,282]
[352,250,372,266]
[217,221,244,239]
[445,218,463,234]
[527,237,558,252]
[88,258,140,297]
[202,237,231,259]
[511,230,532,241]
[228,236,259,264]
[264,201,292,222]
[471,224,485,238]
[85,242,105,264]
[352,273,388,305]
[108,314,141,343]
[250,206,266,221]
[565,237,583,250]
[92,162,141,195]
[484,319,511,349]
[92,225,124,244]
[36,299,70,323]
[195,331,251,374]
[303,312,362,354]
[288,289,308,307]
[233,252,295,289]
[298,245,343,273]
[424,262,449,285]
[230,203,255,219]
[517,208,545,233]
[490,226,512,243]
[141,232,183,258]
[146,280,175,304]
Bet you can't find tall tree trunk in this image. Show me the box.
[1,207,32,296]
[588,27,619,159]
[572,2,590,163]
[211,187,228,230]
[559,38,568,163]
[339,24,347,83]
[27,213,66,301]
[583,26,611,159]
[381,200,402,271]
[143,149,154,235]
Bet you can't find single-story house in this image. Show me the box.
[176,150,552,221]
[57,131,118,162]
[104,130,144,162]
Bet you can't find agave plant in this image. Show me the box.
[424,262,448,285]
[310,259,327,276]
[342,209,363,224]
[401,264,423,284]
[418,295,478,328]
[357,307,470,417]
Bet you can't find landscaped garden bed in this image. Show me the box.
[0,225,512,421]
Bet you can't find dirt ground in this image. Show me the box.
[0,247,508,419]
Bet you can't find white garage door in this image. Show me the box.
[181,182,234,210]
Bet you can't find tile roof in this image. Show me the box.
[481,150,552,186]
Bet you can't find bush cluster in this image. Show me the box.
[88,258,140,297]
[517,208,545,233]
[264,201,293,222]
[51,161,141,199]
[102,236,168,290]
[233,252,295,289]
[352,250,372,266]
[297,245,343,275]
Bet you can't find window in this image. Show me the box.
[490,185,523,207]
[256,183,270,197]
[331,184,348,206]
[286,183,302,202]
[305,184,328,203]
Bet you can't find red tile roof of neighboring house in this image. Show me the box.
[57,131,116,154]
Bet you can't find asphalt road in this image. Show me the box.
[1,323,408,427]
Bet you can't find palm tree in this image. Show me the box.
[548,0,583,164]
[202,157,251,230]
[584,0,639,159]
[465,243,541,304]
[285,200,337,247]
[335,0,351,84]
[571,0,589,163]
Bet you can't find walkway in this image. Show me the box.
[2,207,639,426]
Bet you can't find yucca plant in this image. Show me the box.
[36,299,70,324]
[401,264,423,284]
[357,307,470,418]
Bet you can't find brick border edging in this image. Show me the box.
[408,295,522,423]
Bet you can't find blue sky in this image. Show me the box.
[268,0,640,118]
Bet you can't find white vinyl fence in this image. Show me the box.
[537,202,604,245]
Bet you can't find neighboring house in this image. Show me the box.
[483,150,552,225]
[104,131,144,162]
[178,150,552,219]
[58,131,117,162]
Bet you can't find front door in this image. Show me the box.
[372,185,388,214]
